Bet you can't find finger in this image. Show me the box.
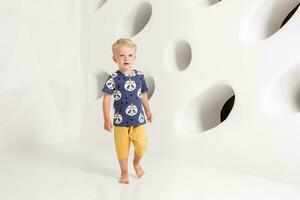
[105,125,111,132]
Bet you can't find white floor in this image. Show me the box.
[1,140,300,200]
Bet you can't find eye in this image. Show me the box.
[129,54,132,57]
[120,54,124,57]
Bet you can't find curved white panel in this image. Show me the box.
[262,65,300,116]
[117,2,152,38]
[165,39,192,72]
[239,0,300,44]
[175,84,234,134]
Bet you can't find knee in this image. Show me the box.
[134,142,147,157]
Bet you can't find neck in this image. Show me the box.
[119,68,134,75]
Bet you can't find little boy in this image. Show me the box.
[102,38,153,184]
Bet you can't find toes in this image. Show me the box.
[119,175,129,184]
[137,170,144,178]
[133,163,145,178]
[119,179,129,184]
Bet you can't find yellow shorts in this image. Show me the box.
[114,125,148,160]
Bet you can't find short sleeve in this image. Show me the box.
[102,75,115,94]
[141,74,149,93]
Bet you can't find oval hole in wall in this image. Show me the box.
[220,95,235,122]
[280,3,300,28]
[119,2,152,37]
[166,40,192,72]
[177,84,235,134]
[90,0,107,12]
[96,0,107,10]
[197,0,222,7]
[175,40,192,71]
[262,66,300,116]
[87,72,109,102]
[239,1,300,44]
[144,75,155,100]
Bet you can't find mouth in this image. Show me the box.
[124,62,130,65]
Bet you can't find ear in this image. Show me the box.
[112,56,116,63]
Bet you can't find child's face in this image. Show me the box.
[113,45,136,71]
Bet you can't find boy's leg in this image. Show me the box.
[118,159,129,184]
[133,154,144,178]
[114,126,131,184]
[130,125,148,178]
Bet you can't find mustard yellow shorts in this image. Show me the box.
[114,125,148,160]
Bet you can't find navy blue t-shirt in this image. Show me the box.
[102,69,149,126]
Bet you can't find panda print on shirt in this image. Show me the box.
[124,78,136,91]
[111,72,118,78]
[106,77,115,90]
[114,112,122,124]
[102,69,149,126]
[138,113,145,123]
[125,103,138,116]
[113,90,122,101]
[137,88,142,99]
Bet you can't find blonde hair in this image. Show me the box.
[112,38,137,55]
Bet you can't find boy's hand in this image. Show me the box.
[146,111,153,123]
[104,119,113,132]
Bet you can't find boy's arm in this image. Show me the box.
[141,92,153,123]
[102,93,113,132]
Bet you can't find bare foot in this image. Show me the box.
[119,173,129,184]
[133,162,145,178]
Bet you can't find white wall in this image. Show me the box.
[80,0,300,184]
[0,0,84,148]
[1,0,299,185]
